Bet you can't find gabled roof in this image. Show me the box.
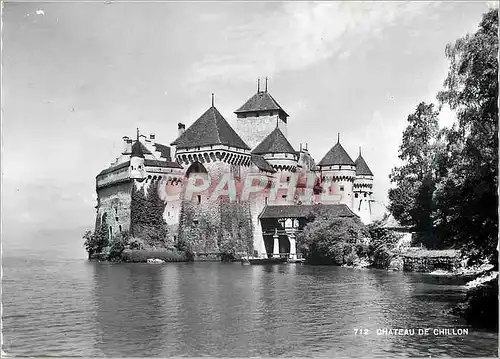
[318,142,355,167]
[234,91,289,117]
[153,143,171,160]
[355,154,373,176]
[171,106,250,150]
[251,154,276,173]
[252,127,296,155]
[97,161,131,177]
[259,204,357,219]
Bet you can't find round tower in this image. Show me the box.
[354,148,374,224]
[317,134,356,209]
[251,126,298,205]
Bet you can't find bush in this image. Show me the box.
[367,221,402,269]
[129,237,145,250]
[108,231,130,260]
[120,249,187,263]
[83,224,109,258]
[298,213,369,265]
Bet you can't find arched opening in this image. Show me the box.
[186,161,208,178]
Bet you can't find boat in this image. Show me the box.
[287,257,306,264]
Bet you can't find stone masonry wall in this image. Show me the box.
[236,114,287,149]
[96,181,133,240]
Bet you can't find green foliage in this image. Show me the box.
[388,9,498,263]
[130,181,169,247]
[120,249,187,263]
[108,230,130,260]
[433,9,498,263]
[367,221,402,269]
[83,222,109,258]
[388,102,440,232]
[297,214,369,265]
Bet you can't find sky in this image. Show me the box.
[1,1,496,254]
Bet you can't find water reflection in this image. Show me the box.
[92,263,167,356]
[4,258,498,357]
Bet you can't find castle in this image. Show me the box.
[95,80,374,259]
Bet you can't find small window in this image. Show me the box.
[364,193,367,197]
[286,177,290,182]
[115,216,118,221]
[197,195,201,204]
[168,211,170,217]
[282,195,287,199]
[119,225,122,232]
[355,193,359,198]
[340,185,344,191]
[265,197,268,204]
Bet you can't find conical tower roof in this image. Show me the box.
[171,106,250,150]
[318,141,355,167]
[235,91,289,117]
[252,127,296,155]
[355,151,373,176]
[131,140,145,158]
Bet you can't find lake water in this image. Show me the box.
[2,247,499,357]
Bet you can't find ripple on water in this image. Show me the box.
[2,259,498,357]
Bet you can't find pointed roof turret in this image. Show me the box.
[235,80,289,117]
[252,127,296,155]
[131,140,145,158]
[318,140,355,167]
[355,148,373,176]
[171,106,250,150]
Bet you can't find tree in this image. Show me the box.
[83,222,109,258]
[434,9,498,263]
[388,102,440,234]
[297,210,369,265]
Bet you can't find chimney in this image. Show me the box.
[150,133,156,143]
[122,136,130,154]
[178,123,186,138]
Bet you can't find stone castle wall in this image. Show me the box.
[236,114,287,149]
[96,181,133,238]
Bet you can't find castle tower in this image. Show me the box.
[317,135,356,209]
[234,79,289,149]
[252,126,298,205]
[130,139,146,180]
[171,101,252,185]
[353,148,374,224]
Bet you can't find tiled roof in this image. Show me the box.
[252,127,296,155]
[97,161,131,177]
[144,159,182,169]
[318,142,355,167]
[354,154,373,176]
[259,204,357,219]
[235,91,289,117]
[251,154,276,173]
[153,143,171,160]
[171,106,250,150]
